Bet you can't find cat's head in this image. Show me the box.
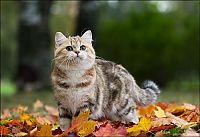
[54,30,96,70]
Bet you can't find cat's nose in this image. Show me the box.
[74,51,80,55]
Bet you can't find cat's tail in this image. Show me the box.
[135,80,161,106]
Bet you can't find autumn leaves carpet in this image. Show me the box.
[1,100,199,136]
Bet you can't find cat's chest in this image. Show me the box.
[55,87,95,114]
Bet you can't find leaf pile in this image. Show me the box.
[1,100,199,136]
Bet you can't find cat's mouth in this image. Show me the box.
[74,55,83,60]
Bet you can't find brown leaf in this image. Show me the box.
[150,125,176,133]
[151,118,172,127]
[33,100,44,110]
[45,105,59,116]
[181,128,199,137]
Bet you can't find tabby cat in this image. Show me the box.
[51,30,160,131]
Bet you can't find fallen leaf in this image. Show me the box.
[61,110,91,136]
[72,111,90,128]
[93,123,127,136]
[33,100,44,110]
[166,112,191,127]
[0,126,10,135]
[155,131,165,137]
[127,125,141,136]
[14,132,27,136]
[154,106,166,118]
[150,125,176,133]
[11,126,21,134]
[156,102,168,110]
[127,117,151,136]
[138,105,156,118]
[20,112,35,126]
[45,105,59,116]
[78,120,97,137]
[151,117,172,127]
[30,127,37,136]
[1,109,11,119]
[182,103,196,110]
[36,116,51,125]
[181,128,199,137]
[0,119,10,125]
[8,120,23,127]
[35,124,53,136]
[166,103,185,116]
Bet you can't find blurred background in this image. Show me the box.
[1,1,199,109]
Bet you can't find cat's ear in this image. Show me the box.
[81,30,92,44]
[55,32,68,47]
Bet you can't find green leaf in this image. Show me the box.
[164,127,184,137]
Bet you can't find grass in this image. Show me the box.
[1,77,199,110]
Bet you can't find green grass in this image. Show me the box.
[1,90,56,110]
[159,89,199,104]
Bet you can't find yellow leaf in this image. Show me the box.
[127,117,152,136]
[154,106,166,118]
[127,125,141,136]
[35,125,53,136]
[78,120,97,137]
[14,132,27,136]
[20,113,35,126]
[0,119,10,125]
[138,117,152,132]
[72,110,90,129]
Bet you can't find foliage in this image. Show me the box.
[97,1,199,85]
[1,81,17,96]
[1,100,199,136]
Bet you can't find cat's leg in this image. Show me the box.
[58,106,72,131]
[121,107,139,124]
[116,100,139,124]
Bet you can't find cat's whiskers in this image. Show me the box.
[58,57,67,69]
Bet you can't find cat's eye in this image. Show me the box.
[66,46,73,51]
[80,45,86,51]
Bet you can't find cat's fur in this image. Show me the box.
[51,30,160,131]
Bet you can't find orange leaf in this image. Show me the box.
[35,125,53,136]
[138,105,156,117]
[61,110,90,136]
[93,123,127,136]
[72,111,90,128]
[0,126,10,135]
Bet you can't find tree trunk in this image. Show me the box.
[75,0,99,46]
[16,0,53,91]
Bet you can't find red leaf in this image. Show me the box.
[0,126,10,135]
[156,102,168,110]
[8,120,23,127]
[93,123,127,136]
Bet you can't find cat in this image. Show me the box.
[51,30,160,131]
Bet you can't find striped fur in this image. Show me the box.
[52,30,161,131]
